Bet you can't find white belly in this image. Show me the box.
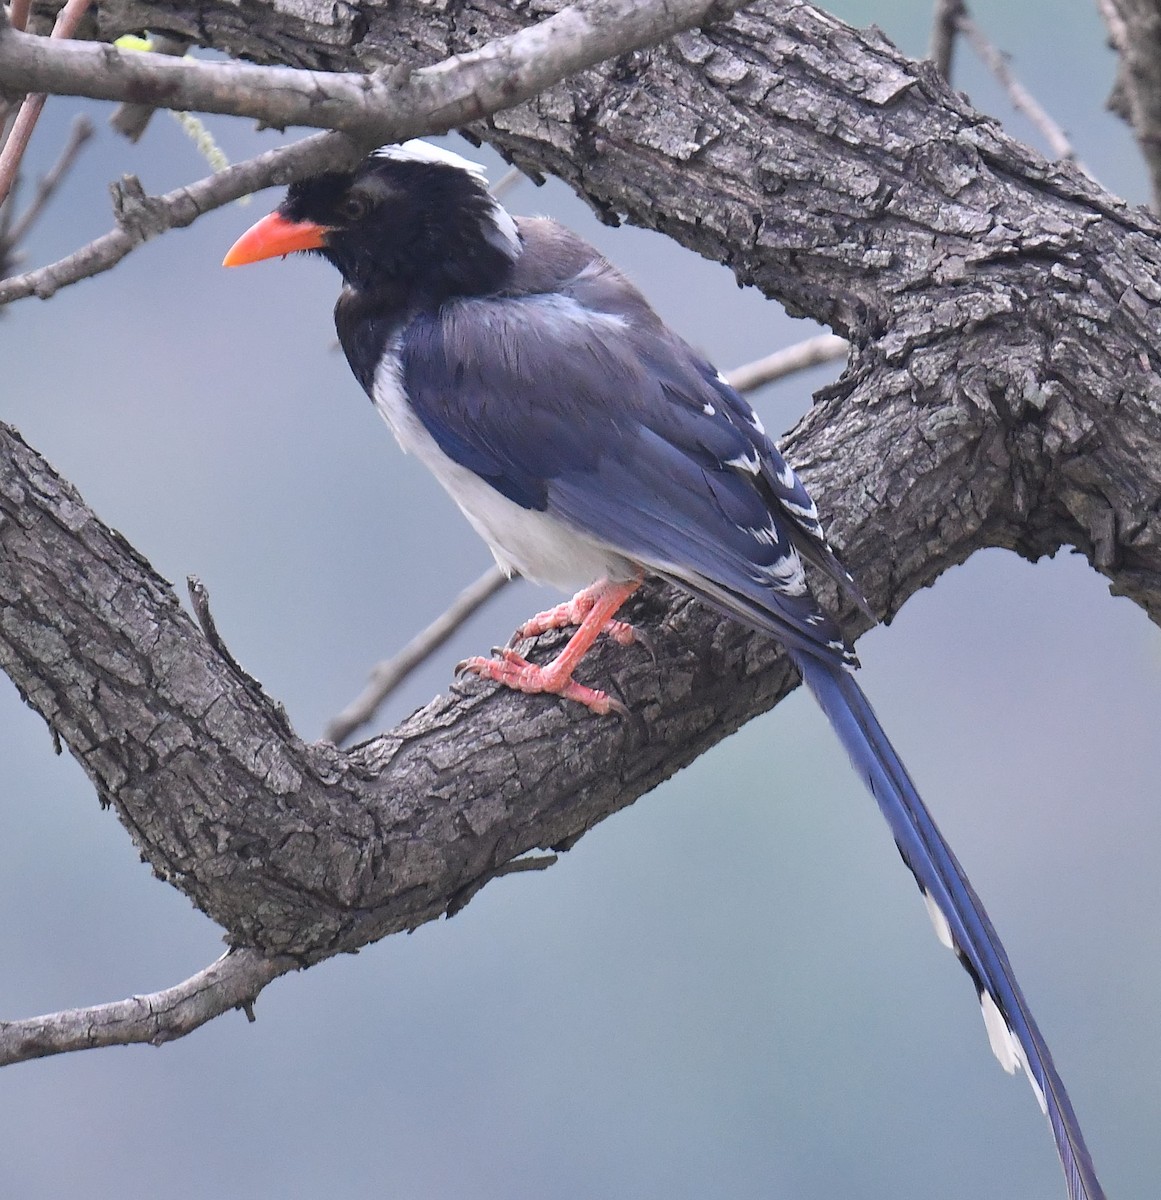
[372,354,634,591]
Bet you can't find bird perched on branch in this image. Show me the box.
[224,139,1103,1200]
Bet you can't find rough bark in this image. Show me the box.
[4,0,1161,1002]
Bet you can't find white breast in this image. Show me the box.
[372,353,633,591]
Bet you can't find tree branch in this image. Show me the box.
[325,564,512,746]
[4,0,1161,1064]
[0,0,748,305]
[0,0,92,206]
[0,949,296,1065]
[2,109,90,247]
[955,6,1078,162]
[0,130,363,302]
[721,333,848,394]
[0,0,747,135]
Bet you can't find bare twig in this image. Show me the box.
[491,165,526,201]
[326,332,850,745]
[0,948,296,1066]
[927,0,964,81]
[0,0,92,207]
[0,0,748,307]
[0,94,47,206]
[956,9,1077,162]
[0,0,746,139]
[0,131,362,304]
[4,111,91,246]
[722,333,848,393]
[326,564,511,744]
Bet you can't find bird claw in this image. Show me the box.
[458,650,626,718]
[511,597,640,652]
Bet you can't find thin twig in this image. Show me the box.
[927,0,963,81]
[956,9,1076,162]
[325,564,512,744]
[4,111,91,245]
[721,333,848,393]
[446,853,559,918]
[491,165,526,200]
[0,948,296,1067]
[0,131,365,305]
[0,0,92,207]
[0,93,47,207]
[325,332,850,745]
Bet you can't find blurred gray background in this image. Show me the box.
[2,2,1157,1197]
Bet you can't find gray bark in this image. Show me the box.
[4,0,1161,1005]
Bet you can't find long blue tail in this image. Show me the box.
[793,651,1103,1200]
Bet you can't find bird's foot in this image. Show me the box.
[458,649,626,717]
[513,582,638,648]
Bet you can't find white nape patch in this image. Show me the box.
[922,889,955,951]
[373,139,490,179]
[726,449,761,475]
[371,351,628,591]
[373,140,522,262]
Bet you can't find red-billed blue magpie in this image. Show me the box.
[224,140,1104,1200]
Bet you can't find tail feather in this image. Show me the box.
[793,651,1103,1200]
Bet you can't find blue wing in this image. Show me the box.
[397,259,1104,1200]
[401,267,861,666]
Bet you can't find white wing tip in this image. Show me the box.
[922,888,955,950]
[979,990,1049,1115]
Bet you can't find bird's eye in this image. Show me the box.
[339,194,369,222]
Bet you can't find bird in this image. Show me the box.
[223,139,1104,1200]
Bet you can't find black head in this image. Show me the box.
[225,142,522,307]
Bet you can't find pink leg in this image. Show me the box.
[459,578,641,716]
[515,580,638,647]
